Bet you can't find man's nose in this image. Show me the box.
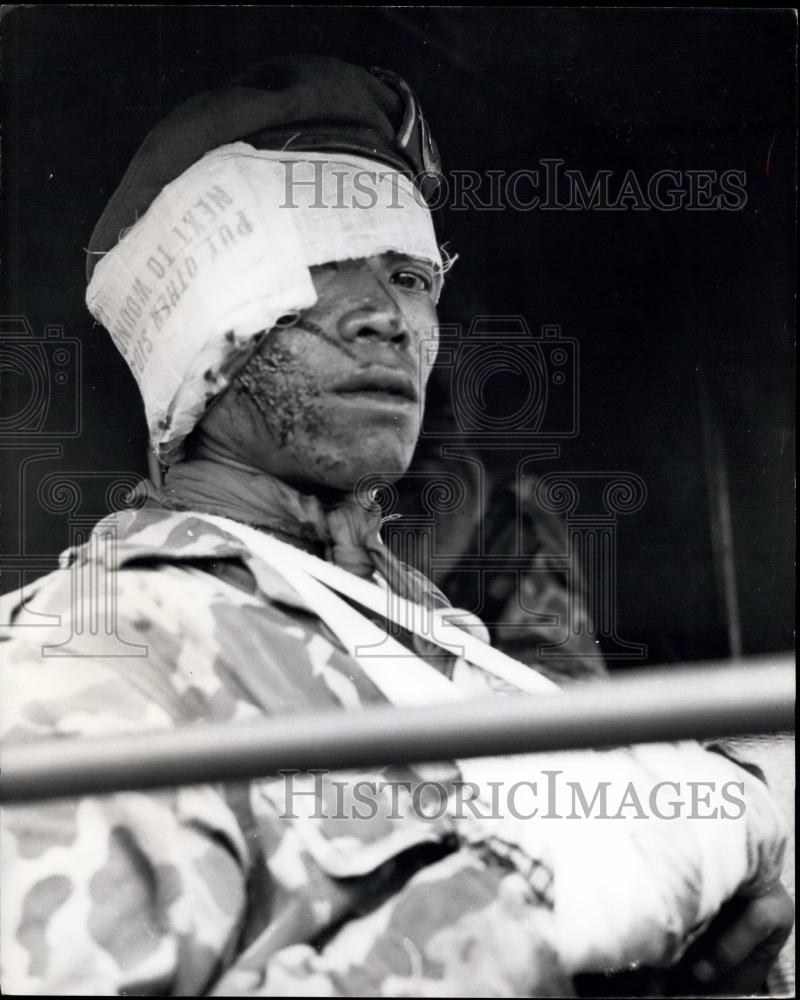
[336,297,411,349]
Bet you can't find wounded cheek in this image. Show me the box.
[232,345,325,448]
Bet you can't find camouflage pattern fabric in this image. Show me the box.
[441,476,606,683]
[0,505,572,996]
[0,502,786,996]
[396,456,607,684]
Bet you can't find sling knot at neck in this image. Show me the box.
[142,460,427,601]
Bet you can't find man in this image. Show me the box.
[397,433,608,685]
[0,56,792,996]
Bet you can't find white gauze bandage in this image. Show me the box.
[86,142,443,464]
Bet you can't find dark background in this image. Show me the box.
[1,6,795,664]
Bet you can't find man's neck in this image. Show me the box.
[159,457,338,555]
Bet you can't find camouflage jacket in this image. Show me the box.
[1,504,571,996]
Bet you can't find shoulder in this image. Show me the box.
[2,505,301,631]
[1,506,381,737]
[0,508,291,738]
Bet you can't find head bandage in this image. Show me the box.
[86,143,443,464]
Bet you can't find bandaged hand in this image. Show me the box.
[452,740,787,977]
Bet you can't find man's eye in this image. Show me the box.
[390,269,432,293]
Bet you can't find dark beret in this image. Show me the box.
[86,54,441,282]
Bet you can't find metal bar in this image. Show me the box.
[1,656,794,803]
[697,363,743,659]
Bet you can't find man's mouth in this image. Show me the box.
[330,368,419,403]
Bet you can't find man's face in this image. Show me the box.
[195,252,440,494]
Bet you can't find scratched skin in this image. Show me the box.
[0,506,787,996]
